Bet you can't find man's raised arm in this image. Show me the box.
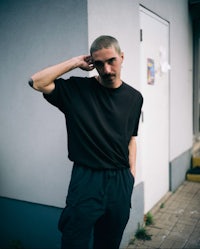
[29,55,94,94]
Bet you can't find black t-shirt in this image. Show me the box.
[44,76,143,170]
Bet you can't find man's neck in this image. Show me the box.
[95,76,122,89]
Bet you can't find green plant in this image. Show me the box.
[144,212,154,226]
[135,223,152,241]
[160,203,165,209]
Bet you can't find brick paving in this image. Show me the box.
[126,181,200,249]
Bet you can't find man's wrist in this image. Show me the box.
[130,168,135,177]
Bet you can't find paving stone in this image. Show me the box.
[184,242,200,249]
[159,239,175,248]
[188,230,200,245]
[171,240,187,249]
[125,181,200,249]
[146,239,162,248]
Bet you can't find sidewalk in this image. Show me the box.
[126,181,200,249]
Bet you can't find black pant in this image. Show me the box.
[58,164,134,249]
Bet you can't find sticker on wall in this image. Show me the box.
[147,58,155,85]
[159,46,171,75]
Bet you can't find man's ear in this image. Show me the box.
[121,52,124,63]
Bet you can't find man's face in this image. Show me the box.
[91,46,124,88]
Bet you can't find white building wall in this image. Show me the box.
[169,2,193,160]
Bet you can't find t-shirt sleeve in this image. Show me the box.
[132,93,143,136]
[43,77,72,113]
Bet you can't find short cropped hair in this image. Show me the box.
[90,35,121,55]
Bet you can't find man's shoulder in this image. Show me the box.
[70,76,94,82]
[55,76,93,83]
[55,76,94,89]
[123,82,143,99]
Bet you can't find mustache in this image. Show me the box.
[102,74,115,79]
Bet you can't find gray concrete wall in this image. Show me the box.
[170,149,192,191]
[121,182,144,248]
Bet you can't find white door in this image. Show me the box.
[140,6,170,212]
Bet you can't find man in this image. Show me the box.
[29,35,143,249]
